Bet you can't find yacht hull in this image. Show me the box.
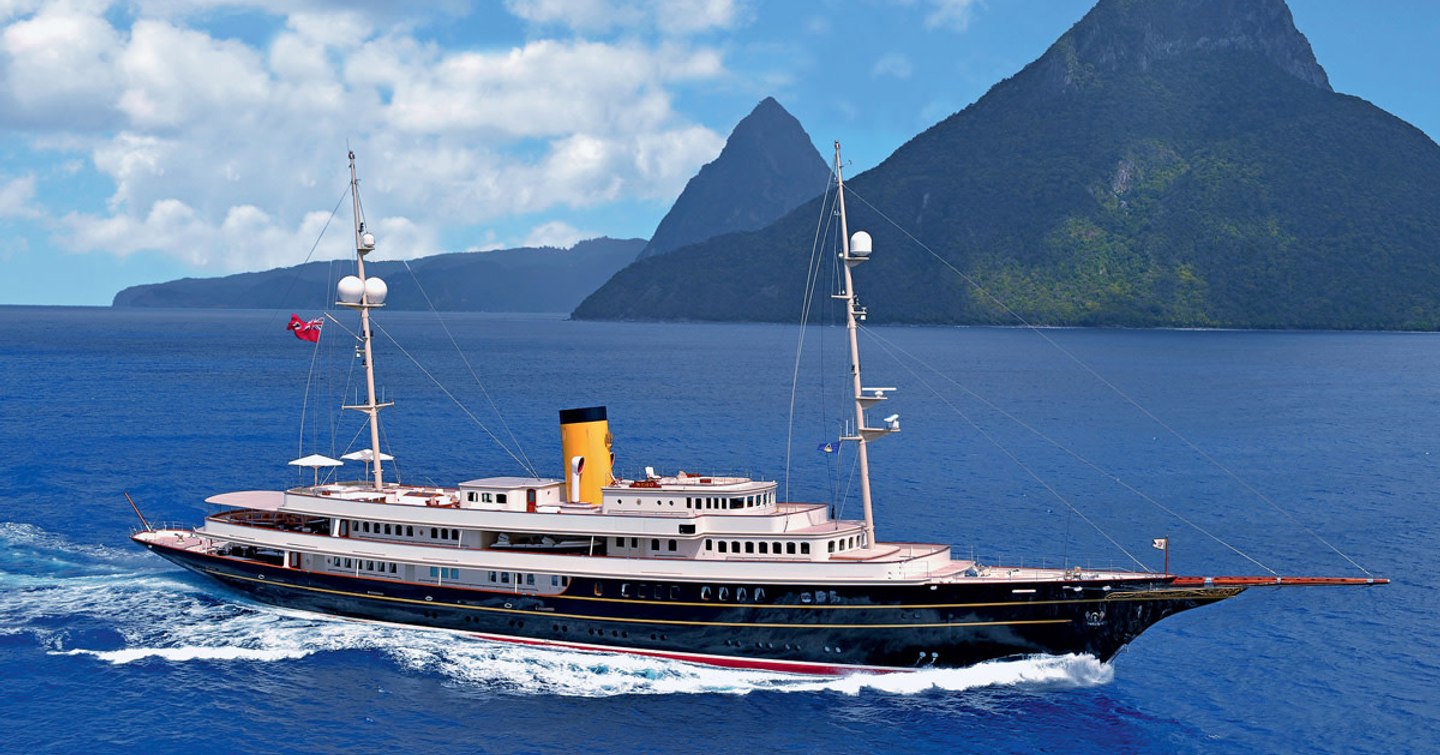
[140,536,1242,673]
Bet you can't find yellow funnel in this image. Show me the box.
[559,406,612,505]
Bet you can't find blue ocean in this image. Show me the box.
[1,306,1434,753]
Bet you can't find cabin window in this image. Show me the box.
[384,524,392,535]
[621,583,631,597]
[670,586,681,600]
[787,543,796,555]
[801,543,811,555]
[615,537,624,547]
[719,587,730,601]
[389,563,397,574]
[497,494,507,504]
[737,587,748,602]
[679,524,696,535]
[731,541,740,553]
[757,542,767,554]
[489,571,498,582]
[815,590,828,604]
[526,574,535,585]
[801,591,812,604]
[430,528,438,538]
[667,539,677,551]
[594,583,604,596]
[501,572,511,583]
[745,542,754,554]
[344,558,353,568]
[467,492,478,502]
[718,541,727,553]
[630,538,638,548]
[705,539,713,551]
[453,529,461,541]
[730,498,742,509]
[637,584,648,599]
[828,541,835,553]
[755,588,765,602]
[406,526,414,537]
[701,586,712,600]
[773,542,782,554]
[651,538,660,551]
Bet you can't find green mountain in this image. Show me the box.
[113,237,644,312]
[638,97,830,260]
[575,0,1440,329]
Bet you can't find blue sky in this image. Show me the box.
[1,0,1436,306]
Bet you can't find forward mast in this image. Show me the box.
[338,151,392,491]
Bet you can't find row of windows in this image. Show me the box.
[464,491,508,504]
[612,492,775,510]
[614,537,678,552]
[611,582,772,603]
[431,567,460,580]
[352,520,461,542]
[705,539,811,556]
[329,556,398,575]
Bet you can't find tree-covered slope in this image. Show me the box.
[575,0,1440,329]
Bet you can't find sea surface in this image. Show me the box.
[0,307,1435,754]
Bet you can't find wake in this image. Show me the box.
[4,522,1113,698]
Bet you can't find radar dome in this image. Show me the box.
[364,276,388,305]
[360,232,375,250]
[337,275,364,304]
[850,231,872,258]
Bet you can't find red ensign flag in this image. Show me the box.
[287,314,323,343]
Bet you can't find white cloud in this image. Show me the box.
[521,220,588,249]
[872,52,913,80]
[0,174,39,218]
[505,0,740,35]
[0,4,122,129]
[924,0,979,32]
[0,1,729,273]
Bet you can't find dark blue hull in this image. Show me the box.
[138,537,1241,673]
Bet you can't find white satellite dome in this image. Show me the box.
[364,276,388,305]
[849,231,873,258]
[337,275,364,304]
[360,231,375,250]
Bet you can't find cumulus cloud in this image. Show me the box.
[923,0,979,32]
[0,173,39,218]
[0,0,729,272]
[505,0,741,36]
[872,52,913,80]
[521,220,589,249]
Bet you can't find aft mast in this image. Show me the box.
[833,141,897,546]
[339,151,392,491]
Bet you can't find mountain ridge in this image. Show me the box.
[574,0,1440,329]
[638,97,830,260]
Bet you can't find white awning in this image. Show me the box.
[341,449,394,462]
[289,453,344,468]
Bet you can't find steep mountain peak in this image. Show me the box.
[637,96,830,260]
[1038,0,1330,92]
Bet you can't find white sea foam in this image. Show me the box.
[11,523,1113,697]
